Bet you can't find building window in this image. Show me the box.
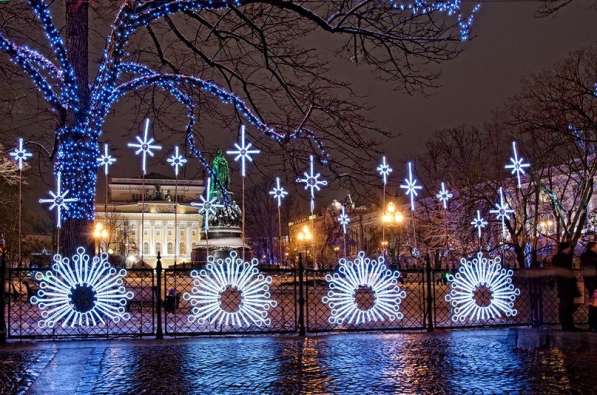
[143,242,149,255]
[155,242,162,255]
[167,242,173,255]
[179,242,186,255]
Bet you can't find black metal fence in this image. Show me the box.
[0,252,590,341]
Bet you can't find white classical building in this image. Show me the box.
[95,175,204,268]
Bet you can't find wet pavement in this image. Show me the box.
[2,329,597,394]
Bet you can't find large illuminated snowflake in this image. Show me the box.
[322,252,406,325]
[183,251,277,328]
[30,247,134,328]
[445,251,520,322]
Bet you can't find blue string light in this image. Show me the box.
[1,0,479,225]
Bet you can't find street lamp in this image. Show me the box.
[297,224,314,268]
[380,202,404,263]
[93,222,109,253]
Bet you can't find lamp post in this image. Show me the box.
[381,202,404,265]
[93,222,109,254]
[297,224,314,269]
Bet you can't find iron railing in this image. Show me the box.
[0,252,590,341]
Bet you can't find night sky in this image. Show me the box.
[4,1,597,224]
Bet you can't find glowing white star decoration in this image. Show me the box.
[39,172,78,229]
[338,205,350,234]
[445,251,521,322]
[30,247,134,328]
[9,138,33,170]
[377,155,392,185]
[226,125,260,177]
[490,187,514,238]
[296,155,328,215]
[269,176,288,207]
[436,182,453,209]
[97,143,116,175]
[471,210,487,239]
[183,251,277,328]
[167,145,187,177]
[505,141,530,188]
[127,118,162,175]
[191,178,224,231]
[400,161,423,211]
[322,252,406,325]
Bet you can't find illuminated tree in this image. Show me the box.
[0,0,479,251]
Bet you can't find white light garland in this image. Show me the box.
[167,145,187,177]
[436,181,453,209]
[296,155,328,215]
[226,125,260,177]
[400,161,422,211]
[183,251,277,328]
[30,247,134,328]
[471,209,487,239]
[489,187,514,238]
[97,143,116,175]
[127,118,162,175]
[322,252,406,325]
[377,155,392,185]
[39,172,78,228]
[9,137,33,170]
[338,205,350,234]
[505,141,530,188]
[191,177,224,231]
[445,251,520,322]
[269,176,288,207]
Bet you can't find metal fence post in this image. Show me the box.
[0,251,6,343]
[425,253,434,332]
[298,253,306,336]
[155,252,163,340]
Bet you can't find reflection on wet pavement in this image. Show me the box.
[1,329,597,394]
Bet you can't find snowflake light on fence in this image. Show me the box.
[30,247,134,328]
[445,251,520,323]
[322,252,406,325]
[183,251,277,328]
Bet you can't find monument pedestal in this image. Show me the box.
[191,226,250,264]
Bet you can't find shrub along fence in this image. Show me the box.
[0,252,589,341]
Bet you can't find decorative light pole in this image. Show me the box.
[436,181,453,250]
[226,125,260,258]
[127,118,162,264]
[338,205,350,257]
[471,209,488,246]
[377,155,393,249]
[97,143,116,249]
[505,141,530,189]
[9,138,32,266]
[167,145,187,266]
[490,187,514,239]
[39,172,78,254]
[269,177,288,264]
[400,161,422,258]
[191,177,224,259]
